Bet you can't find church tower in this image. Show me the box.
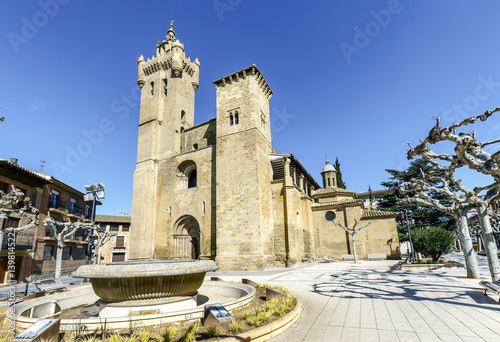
[213,65,275,270]
[321,157,337,188]
[129,22,200,260]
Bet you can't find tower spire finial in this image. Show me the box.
[166,14,176,41]
[325,154,330,165]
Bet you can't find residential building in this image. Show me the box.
[94,214,131,263]
[0,158,95,282]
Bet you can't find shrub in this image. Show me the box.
[106,334,123,342]
[411,227,455,262]
[242,310,253,320]
[228,321,243,334]
[161,326,177,342]
[246,316,261,326]
[207,325,221,338]
[259,311,272,323]
[139,330,151,342]
[181,323,200,342]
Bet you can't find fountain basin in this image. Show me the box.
[72,259,218,302]
[14,282,256,332]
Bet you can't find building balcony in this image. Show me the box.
[48,199,67,212]
[69,205,83,217]
[1,232,34,250]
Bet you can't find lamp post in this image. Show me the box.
[84,183,105,267]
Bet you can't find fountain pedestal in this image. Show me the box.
[98,293,198,319]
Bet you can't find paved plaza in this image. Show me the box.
[209,252,500,342]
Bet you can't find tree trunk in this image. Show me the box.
[54,241,63,279]
[455,212,480,278]
[478,204,500,281]
[352,233,358,263]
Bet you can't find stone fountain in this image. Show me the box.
[72,259,218,318]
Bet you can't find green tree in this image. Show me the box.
[411,227,455,262]
[334,157,346,189]
[378,158,455,242]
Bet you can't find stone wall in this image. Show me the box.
[154,146,215,260]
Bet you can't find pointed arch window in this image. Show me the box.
[150,81,154,95]
[230,114,234,126]
[234,111,239,125]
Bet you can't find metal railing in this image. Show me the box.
[69,205,83,216]
[1,232,34,250]
[48,198,66,211]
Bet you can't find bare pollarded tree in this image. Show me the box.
[399,166,500,280]
[333,218,371,263]
[44,216,97,279]
[402,107,500,280]
[0,186,39,250]
[407,107,500,182]
[86,225,117,264]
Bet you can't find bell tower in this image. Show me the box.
[213,65,275,270]
[130,22,200,260]
[321,157,337,188]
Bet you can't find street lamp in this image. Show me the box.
[84,183,105,267]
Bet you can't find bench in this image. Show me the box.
[479,280,500,303]
[368,253,387,261]
[34,278,66,293]
[341,254,354,261]
[322,256,334,263]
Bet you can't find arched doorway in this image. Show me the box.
[173,215,200,259]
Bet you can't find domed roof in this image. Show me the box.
[321,157,336,173]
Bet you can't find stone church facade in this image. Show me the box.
[129,24,399,270]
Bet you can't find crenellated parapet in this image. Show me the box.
[137,23,200,91]
[212,65,273,101]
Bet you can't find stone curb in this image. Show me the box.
[222,298,302,342]
[393,263,464,270]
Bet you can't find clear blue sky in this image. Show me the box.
[1,1,499,215]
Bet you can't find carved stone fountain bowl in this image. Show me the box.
[72,260,218,302]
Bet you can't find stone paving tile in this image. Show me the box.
[235,253,500,342]
[359,327,380,341]
[416,331,441,341]
[395,330,420,341]
[438,334,465,342]
[322,325,343,342]
[378,329,400,342]
[340,326,360,341]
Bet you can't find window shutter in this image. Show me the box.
[115,236,126,248]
